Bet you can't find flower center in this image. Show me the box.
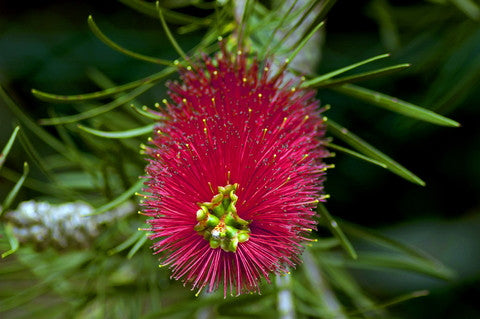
[194,183,250,252]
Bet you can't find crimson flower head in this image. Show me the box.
[142,45,330,296]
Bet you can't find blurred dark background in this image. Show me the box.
[1,0,479,318]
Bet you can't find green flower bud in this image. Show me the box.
[194,183,251,252]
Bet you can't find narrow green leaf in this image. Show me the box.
[327,119,425,186]
[323,220,455,280]
[0,166,64,196]
[189,0,218,10]
[0,162,29,217]
[291,0,337,49]
[312,64,411,88]
[89,178,144,216]
[0,86,70,158]
[108,231,144,255]
[327,142,387,168]
[17,130,58,181]
[346,290,429,316]
[302,53,390,87]
[329,252,454,280]
[177,22,203,35]
[319,263,381,314]
[118,0,211,25]
[310,237,340,250]
[259,0,300,58]
[269,0,322,55]
[339,220,442,263]
[316,0,338,22]
[286,20,325,67]
[156,1,188,62]
[130,104,166,120]
[32,67,175,103]
[39,84,154,125]
[88,15,172,66]
[301,250,348,318]
[0,282,50,312]
[15,130,83,200]
[78,123,154,139]
[316,203,357,259]
[127,232,149,259]
[54,172,98,190]
[0,261,25,275]
[236,0,255,50]
[450,0,480,20]
[370,0,400,52]
[333,84,460,127]
[292,280,328,310]
[47,108,97,173]
[141,292,242,319]
[0,126,20,171]
[1,224,19,258]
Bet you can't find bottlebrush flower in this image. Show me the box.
[142,44,330,296]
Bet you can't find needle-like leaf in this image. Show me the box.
[39,84,154,125]
[327,142,387,168]
[316,203,358,260]
[78,123,155,139]
[156,1,188,62]
[302,53,390,87]
[0,126,20,171]
[89,178,144,216]
[1,224,20,258]
[327,119,425,186]
[32,67,175,103]
[312,64,411,88]
[88,15,172,65]
[0,162,29,217]
[333,84,460,127]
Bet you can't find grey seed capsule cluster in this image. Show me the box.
[4,200,135,250]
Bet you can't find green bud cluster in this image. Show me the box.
[194,183,250,252]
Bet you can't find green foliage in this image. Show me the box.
[0,0,473,318]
